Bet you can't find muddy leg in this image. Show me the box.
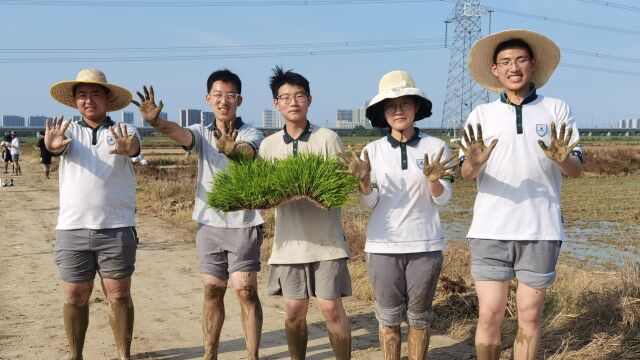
[108,296,134,360]
[318,298,351,360]
[284,298,310,360]
[407,326,429,360]
[379,324,401,360]
[235,284,262,360]
[63,303,89,360]
[203,281,227,360]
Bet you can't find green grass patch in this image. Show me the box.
[208,153,359,212]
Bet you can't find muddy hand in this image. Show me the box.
[423,147,457,182]
[538,122,579,164]
[337,145,371,182]
[214,122,239,156]
[109,123,137,155]
[131,85,164,125]
[44,115,72,152]
[459,123,498,169]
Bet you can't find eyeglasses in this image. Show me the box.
[209,91,240,103]
[383,100,415,114]
[496,56,531,68]
[276,92,308,105]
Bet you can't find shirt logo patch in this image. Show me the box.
[107,136,116,146]
[536,124,548,137]
[416,159,425,170]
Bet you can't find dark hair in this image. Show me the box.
[206,69,242,94]
[269,65,310,99]
[39,130,46,136]
[4,135,11,142]
[72,84,110,97]
[493,38,535,64]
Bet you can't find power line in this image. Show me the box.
[577,0,640,13]
[560,63,640,77]
[487,5,640,36]
[0,0,453,7]
[0,44,448,63]
[562,48,640,64]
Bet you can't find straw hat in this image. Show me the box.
[468,29,560,93]
[50,69,132,111]
[365,70,432,128]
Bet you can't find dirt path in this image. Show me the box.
[0,156,472,359]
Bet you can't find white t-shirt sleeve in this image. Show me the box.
[185,124,203,152]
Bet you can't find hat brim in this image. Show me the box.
[365,88,432,128]
[468,29,560,93]
[50,80,132,112]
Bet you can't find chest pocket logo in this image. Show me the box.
[536,124,548,137]
[107,136,116,146]
[416,158,425,170]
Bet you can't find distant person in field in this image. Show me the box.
[132,69,265,360]
[1,134,13,174]
[6,131,21,175]
[37,130,53,178]
[258,66,352,360]
[48,69,140,360]
[460,30,583,360]
[339,70,455,360]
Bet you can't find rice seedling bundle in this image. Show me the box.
[208,153,358,212]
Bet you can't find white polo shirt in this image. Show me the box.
[258,122,350,265]
[57,118,140,230]
[361,131,452,254]
[10,137,20,155]
[186,117,264,228]
[461,89,582,241]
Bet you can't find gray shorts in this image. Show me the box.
[266,258,352,300]
[11,154,19,162]
[469,238,561,289]
[195,224,263,281]
[366,251,443,328]
[55,227,138,283]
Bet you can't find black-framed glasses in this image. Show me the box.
[383,100,415,114]
[276,92,308,105]
[496,56,531,68]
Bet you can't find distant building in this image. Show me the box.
[618,119,627,129]
[262,109,282,128]
[631,118,639,129]
[121,111,135,125]
[180,109,202,127]
[159,112,168,121]
[2,115,25,127]
[336,109,356,129]
[201,111,214,127]
[28,115,49,127]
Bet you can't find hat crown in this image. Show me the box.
[378,70,416,93]
[75,69,108,84]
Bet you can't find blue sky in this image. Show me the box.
[1,0,638,128]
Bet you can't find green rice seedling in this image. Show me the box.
[207,153,358,212]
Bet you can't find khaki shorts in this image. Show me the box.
[366,251,443,328]
[55,227,138,283]
[469,238,561,289]
[266,258,352,300]
[196,224,263,281]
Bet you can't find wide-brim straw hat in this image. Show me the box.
[365,70,432,128]
[468,29,560,93]
[50,69,132,112]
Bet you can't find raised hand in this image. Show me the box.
[214,122,239,156]
[45,115,72,152]
[131,85,164,125]
[109,123,138,156]
[538,122,579,164]
[337,145,371,183]
[459,123,498,169]
[423,147,457,182]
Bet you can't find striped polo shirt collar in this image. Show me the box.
[283,120,312,144]
[385,128,421,148]
[77,116,115,129]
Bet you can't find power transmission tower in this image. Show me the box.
[441,0,490,141]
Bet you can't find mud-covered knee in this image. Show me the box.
[374,303,405,327]
[407,309,433,329]
[204,283,227,300]
[235,285,258,303]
